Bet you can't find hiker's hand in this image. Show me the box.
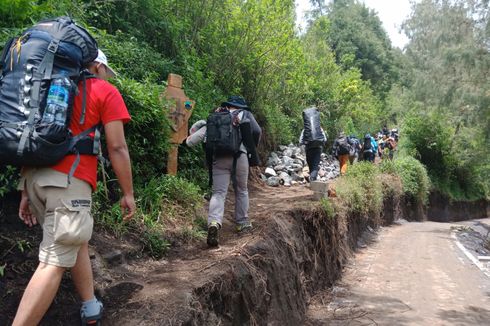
[121,194,136,221]
[19,190,37,227]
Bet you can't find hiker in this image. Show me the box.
[382,124,390,137]
[186,96,261,247]
[332,132,351,175]
[299,107,327,182]
[362,133,377,163]
[347,135,362,165]
[384,134,397,160]
[13,50,135,326]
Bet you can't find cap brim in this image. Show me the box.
[106,66,117,78]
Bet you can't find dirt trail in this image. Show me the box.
[306,220,490,325]
[99,184,315,325]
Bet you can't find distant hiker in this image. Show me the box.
[299,107,326,182]
[390,128,399,142]
[332,132,351,175]
[347,135,362,165]
[382,124,389,136]
[13,50,135,326]
[383,134,397,160]
[187,96,261,247]
[362,133,377,163]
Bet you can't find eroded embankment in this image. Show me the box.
[180,193,406,325]
[428,191,489,222]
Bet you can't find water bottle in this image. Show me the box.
[42,77,71,125]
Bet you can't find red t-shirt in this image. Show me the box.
[52,78,131,190]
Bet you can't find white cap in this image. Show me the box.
[94,49,116,78]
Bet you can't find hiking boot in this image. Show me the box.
[236,222,253,234]
[80,298,103,326]
[207,221,220,247]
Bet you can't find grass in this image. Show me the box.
[93,175,206,258]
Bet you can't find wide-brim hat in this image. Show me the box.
[221,96,249,110]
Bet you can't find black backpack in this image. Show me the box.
[205,110,242,157]
[363,135,372,151]
[0,17,99,168]
[337,137,351,155]
[302,107,325,148]
[205,109,243,188]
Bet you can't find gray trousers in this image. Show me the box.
[208,154,250,226]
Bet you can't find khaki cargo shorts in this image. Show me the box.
[19,168,93,268]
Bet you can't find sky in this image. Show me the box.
[295,0,416,49]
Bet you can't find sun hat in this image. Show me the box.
[94,49,116,78]
[221,96,250,110]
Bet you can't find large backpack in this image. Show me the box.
[337,136,351,155]
[302,107,324,148]
[205,109,243,187]
[0,17,99,168]
[205,110,242,157]
[363,135,373,152]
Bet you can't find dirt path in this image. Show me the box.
[306,219,490,325]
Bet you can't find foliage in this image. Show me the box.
[399,0,490,199]
[335,162,383,217]
[319,0,398,98]
[0,166,19,197]
[393,156,430,205]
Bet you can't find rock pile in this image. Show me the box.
[261,144,340,187]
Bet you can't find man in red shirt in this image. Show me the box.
[13,50,135,325]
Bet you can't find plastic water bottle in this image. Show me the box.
[42,77,71,125]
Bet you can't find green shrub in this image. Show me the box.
[336,162,383,217]
[394,156,430,204]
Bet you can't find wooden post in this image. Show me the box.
[163,73,194,175]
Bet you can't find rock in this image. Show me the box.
[291,163,303,172]
[282,156,294,167]
[293,159,304,166]
[279,145,288,151]
[274,165,286,172]
[267,152,281,166]
[279,172,292,186]
[291,172,305,182]
[266,176,280,187]
[265,167,277,177]
[318,168,326,177]
[283,148,293,157]
[260,174,268,182]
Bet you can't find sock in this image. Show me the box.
[81,297,103,317]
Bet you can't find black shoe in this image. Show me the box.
[207,222,219,247]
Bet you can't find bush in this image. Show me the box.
[335,162,383,217]
[394,156,430,205]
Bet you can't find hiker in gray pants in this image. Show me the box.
[186,96,261,247]
[208,154,250,229]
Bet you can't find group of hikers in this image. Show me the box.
[1,18,400,325]
[299,107,399,181]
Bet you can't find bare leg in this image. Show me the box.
[13,263,65,326]
[71,242,95,301]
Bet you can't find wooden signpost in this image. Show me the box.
[163,73,194,175]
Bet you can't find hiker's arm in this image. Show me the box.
[247,112,261,145]
[104,120,135,221]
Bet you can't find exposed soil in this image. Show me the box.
[428,191,489,222]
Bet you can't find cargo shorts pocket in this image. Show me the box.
[53,199,93,246]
